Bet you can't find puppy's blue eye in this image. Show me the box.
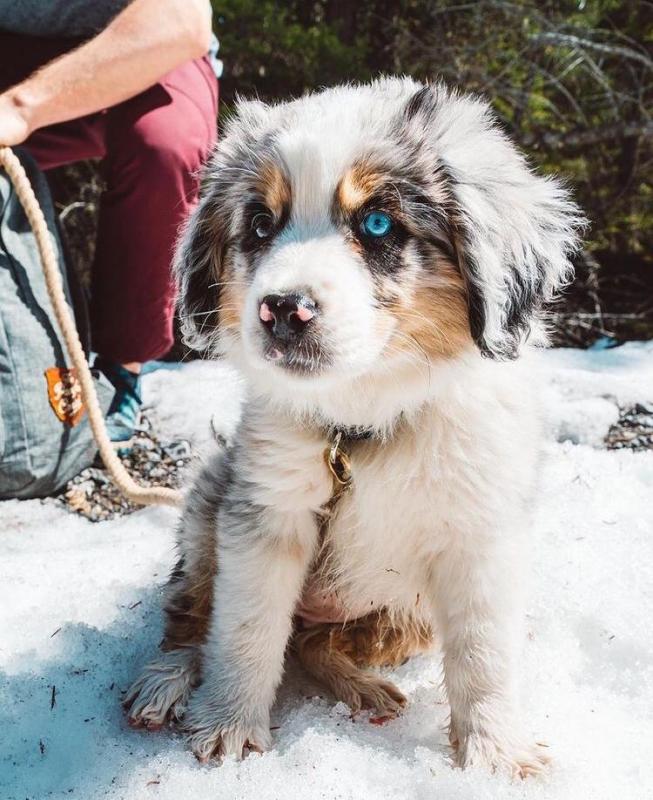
[361,211,393,238]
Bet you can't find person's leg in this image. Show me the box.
[24,116,107,171]
[90,56,218,365]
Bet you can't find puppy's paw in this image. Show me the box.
[453,731,550,779]
[340,673,407,718]
[183,695,271,762]
[124,649,198,731]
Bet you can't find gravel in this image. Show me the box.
[605,402,653,451]
[53,414,193,522]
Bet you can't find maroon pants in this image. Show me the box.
[0,33,218,363]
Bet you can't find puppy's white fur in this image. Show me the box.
[126,77,583,775]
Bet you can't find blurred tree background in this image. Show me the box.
[211,0,653,345]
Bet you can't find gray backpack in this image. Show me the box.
[0,148,111,499]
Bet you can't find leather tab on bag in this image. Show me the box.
[45,367,85,426]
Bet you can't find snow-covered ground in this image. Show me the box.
[2,344,652,800]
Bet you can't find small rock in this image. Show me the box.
[162,440,192,461]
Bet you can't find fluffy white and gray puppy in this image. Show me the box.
[125,77,583,776]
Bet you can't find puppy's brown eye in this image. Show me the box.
[252,212,274,239]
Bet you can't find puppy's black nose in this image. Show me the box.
[259,293,317,343]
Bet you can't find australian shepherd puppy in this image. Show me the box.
[125,77,583,776]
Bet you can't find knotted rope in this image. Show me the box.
[0,146,182,507]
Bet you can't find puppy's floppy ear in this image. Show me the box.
[175,98,274,351]
[403,83,586,358]
[174,191,226,351]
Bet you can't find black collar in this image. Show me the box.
[328,424,376,443]
[316,413,404,446]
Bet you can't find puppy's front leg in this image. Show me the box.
[183,502,318,762]
[433,538,548,778]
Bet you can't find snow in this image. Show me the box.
[2,343,653,800]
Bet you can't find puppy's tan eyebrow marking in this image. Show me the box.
[255,162,292,219]
[336,163,385,215]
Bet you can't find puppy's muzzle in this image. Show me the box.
[259,293,317,345]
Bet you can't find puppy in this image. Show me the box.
[124,77,583,776]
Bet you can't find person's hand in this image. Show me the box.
[0,93,32,147]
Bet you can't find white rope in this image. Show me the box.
[0,146,182,508]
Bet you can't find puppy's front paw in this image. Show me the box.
[124,649,198,732]
[453,730,550,779]
[183,693,271,763]
[185,718,271,763]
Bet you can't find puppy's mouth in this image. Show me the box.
[262,339,328,375]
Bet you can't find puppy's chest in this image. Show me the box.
[311,431,447,616]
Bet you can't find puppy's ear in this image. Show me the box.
[174,192,226,351]
[403,84,586,358]
[175,98,274,351]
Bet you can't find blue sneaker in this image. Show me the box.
[94,357,143,445]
